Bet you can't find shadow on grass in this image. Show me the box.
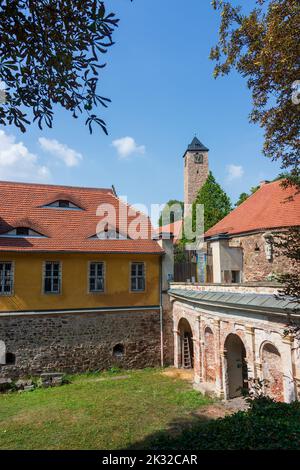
[127,399,300,450]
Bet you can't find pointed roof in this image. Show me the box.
[183,137,209,157]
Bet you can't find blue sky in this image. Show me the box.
[0,0,281,212]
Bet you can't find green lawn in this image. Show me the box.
[0,368,211,450]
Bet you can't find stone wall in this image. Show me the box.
[229,232,292,282]
[0,309,163,379]
[184,151,209,205]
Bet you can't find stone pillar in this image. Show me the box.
[245,325,256,381]
[255,361,263,381]
[281,335,296,403]
[173,329,180,368]
[199,318,205,382]
[193,337,201,384]
[193,317,202,384]
[221,349,228,400]
[214,319,223,397]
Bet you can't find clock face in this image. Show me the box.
[194,153,203,164]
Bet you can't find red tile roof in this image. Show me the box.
[205,180,300,238]
[0,181,163,254]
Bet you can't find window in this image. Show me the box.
[0,262,13,295]
[231,271,241,284]
[16,227,29,236]
[94,229,127,240]
[43,200,83,210]
[44,262,61,294]
[5,352,16,365]
[113,344,124,357]
[131,262,145,292]
[89,262,104,293]
[58,200,70,208]
[0,227,45,238]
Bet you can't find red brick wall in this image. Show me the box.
[262,343,284,402]
[204,327,216,382]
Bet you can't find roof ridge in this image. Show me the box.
[0,180,113,193]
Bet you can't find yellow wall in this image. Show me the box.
[0,252,161,311]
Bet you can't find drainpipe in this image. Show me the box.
[159,254,164,368]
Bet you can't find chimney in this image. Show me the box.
[156,233,174,291]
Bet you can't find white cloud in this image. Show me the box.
[0,130,50,181]
[226,164,244,181]
[112,136,145,159]
[39,137,83,167]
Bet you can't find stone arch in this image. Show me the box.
[261,341,284,401]
[204,327,215,382]
[178,317,194,369]
[0,340,6,364]
[224,333,248,398]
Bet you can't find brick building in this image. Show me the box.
[170,282,299,403]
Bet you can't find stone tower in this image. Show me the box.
[183,137,209,206]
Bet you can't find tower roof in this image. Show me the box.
[183,137,209,157]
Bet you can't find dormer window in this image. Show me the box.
[42,200,83,210]
[58,200,71,208]
[16,227,29,236]
[98,229,127,240]
[90,226,129,240]
[0,227,46,238]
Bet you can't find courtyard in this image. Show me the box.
[1,367,300,450]
[0,368,212,450]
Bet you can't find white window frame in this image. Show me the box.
[0,261,14,296]
[88,261,105,293]
[130,262,146,292]
[43,261,62,294]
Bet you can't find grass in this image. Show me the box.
[143,397,300,450]
[0,368,212,450]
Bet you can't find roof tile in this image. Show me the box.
[0,181,163,254]
[205,180,300,238]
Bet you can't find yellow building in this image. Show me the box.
[0,181,166,377]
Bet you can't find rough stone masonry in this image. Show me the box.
[0,309,169,378]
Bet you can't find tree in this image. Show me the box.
[274,227,300,303]
[235,185,259,207]
[159,200,184,227]
[235,192,249,207]
[0,1,119,134]
[193,171,231,233]
[210,0,300,184]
